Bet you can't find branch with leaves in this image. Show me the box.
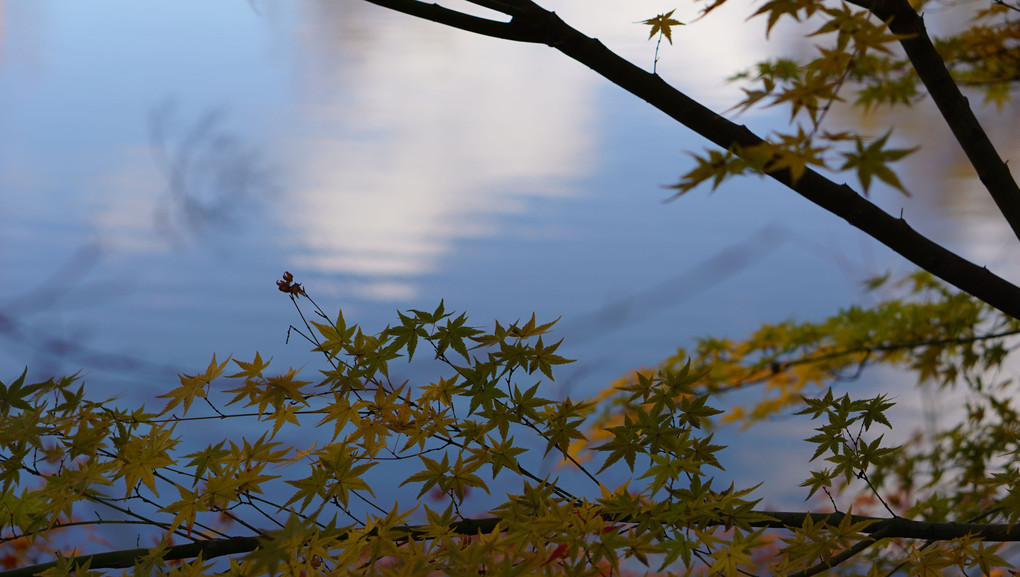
[1,274,1019,576]
[1,0,1018,571]
[582,271,1020,430]
[842,0,1020,236]
[4,509,1020,577]
[361,0,1020,323]
[639,10,684,74]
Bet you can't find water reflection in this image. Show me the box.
[148,102,278,242]
[281,0,598,300]
[0,0,1016,411]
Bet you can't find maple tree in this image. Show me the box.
[4,273,1020,577]
[2,0,1020,575]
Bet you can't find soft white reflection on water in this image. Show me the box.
[282,1,597,299]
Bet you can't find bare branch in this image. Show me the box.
[361,0,544,42]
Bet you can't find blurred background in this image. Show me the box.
[1,0,1018,505]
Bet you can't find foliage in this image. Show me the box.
[640,10,684,73]
[0,274,1019,576]
[588,271,1020,430]
[4,0,1020,573]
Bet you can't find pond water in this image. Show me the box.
[1,0,1018,506]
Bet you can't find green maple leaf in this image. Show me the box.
[0,369,38,415]
[839,129,918,196]
[183,441,229,486]
[156,354,230,415]
[641,10,684,44]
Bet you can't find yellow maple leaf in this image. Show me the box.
[156,354,230,415]
[641,10,684,44]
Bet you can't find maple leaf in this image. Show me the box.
[115,425,179,497]
[641,10,684,44]
[541,543,570,567]
[753,0,813,38]
[183,441,229,486]
[750,128,828,183]
[228,352,271,381]
[157,354,230,415]
[839,129,918,196]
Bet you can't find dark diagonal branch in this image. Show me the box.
[7,511,1020,576]
[359,0,1020,320]
[361,0,545,42]
[844,0,1020,243]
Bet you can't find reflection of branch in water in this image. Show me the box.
[2,242,104,314]
[552,225,790,397]
[559,224,791,345]
[0,312,181,381]
[554,224,895,399]
[148,101,278,241]
[0,243,180,381]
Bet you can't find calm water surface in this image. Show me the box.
[1,0,1017,504]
